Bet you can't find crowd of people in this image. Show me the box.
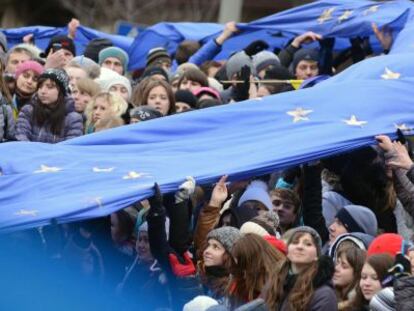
[0,17,414,311]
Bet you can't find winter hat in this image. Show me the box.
[207,77,224,93]
[175,89,197,109]
[11,43,41,59]
[367,234,403,258]
[369,287,395,311]
[240,211,280,237]
[183,296,219,311]
[39,68,70,95]
[15,60,44,79]
[71,56,101,79]
[335,205,378,237]
[225,51,255,80]
[141,66,169,81]
[98,47,129,74]
[193,86,221,100]
[328,232,374,259]
[322,191,352,229]
[146,47,171,67]
[129,106,163,121]
[238,180,273,210]
[41,35,76,58]
[291,48,319,72]
[287,226,323,256]
[83,38,113,63]
[0,31,7,52]
[263,235,287,255]
[137,218,170,239]
[264,63,293,80]
[104,74,132,99]
[253,50,280,73]
[207,227,241,254]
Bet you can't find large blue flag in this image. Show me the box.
[1,50,414,232]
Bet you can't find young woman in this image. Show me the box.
[71,77,100,114]
[0,56,14,142]
[264,226,338,311]
[12,60,44,117]
[229,233,286,309]
[84,91,127,134]
[177,68,209,93]
[140,79,175,116]
[333,247,366,310]
[16,68,83,143]
[350,253,394,310]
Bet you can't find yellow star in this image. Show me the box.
[338,10,353,23]
[343,115,367,127]
[381,67,401,80]
[14,209,38,216]
[92,167,115,173]
[34,164,62,173]
[123,171,145,180]
[287,107,313,123]
[363,5,379,16]
[318,7,335,24]
[395,123,412,132]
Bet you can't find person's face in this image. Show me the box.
[295,60,319,80]
[16,70,38,95]
[271,194,297,229]
[155,60,171,73]
[37,79,59,105]
[257,85,271,98]
[328,218,348,244]
[92,97,112,123]
[240,200,267,215]
[66,67,87,89]
[171,79,179,93]
[175,101,192,113]
[203,238,225,267]
[102,57,124,75]
[61,49,74,66]
[360,263,382,301]
[109,84,129,102]
[136,231,153,262]
[179,79,202,92]
[287,233,318,265]
[72,87,92,113]
[147,85,170,116]
[333,254,354,288]
[6,52,31,74]
[220,213,231,227]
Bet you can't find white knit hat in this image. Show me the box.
[183,296,218,311]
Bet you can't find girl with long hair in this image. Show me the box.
[140,79,175,116]
[15,68,83,143]
[264,226,337,311]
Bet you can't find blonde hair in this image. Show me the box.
[85,91,128,130]
[76,78,101,97]
[95,116,124,132]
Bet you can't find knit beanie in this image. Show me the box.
[11,43,42,59]
[41,35,76,58]
[141,66,169,81]
[369,287,395,311]
[39,68,70,96]
[225,51,255,80]
[175,89,198,109]
[193,86,221,100]
[183,296,219,311]
[146,47,171,68]
[238,180,273,210]
[84,38,113,63]
[129,106,163,121]
[0,31,7,52]
[335,205,378,237]
[264,63,293,80]
[287,226,323,256]
[71,56,101,79]
[206,227,241,254]
[253,50,280,73]
[328,232,374,259]
[15,60,44,79]
[104,74,132,100]
[367,234,403,258]
[291,48,319,72]
[98,47,129,74]
[240,211,280,237]
[207,77,224,93]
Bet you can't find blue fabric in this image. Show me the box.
[1,49,414,232]
[390,20,414,54]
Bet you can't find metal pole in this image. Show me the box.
[218,0,244,23]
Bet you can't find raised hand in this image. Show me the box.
[209,175,228,208]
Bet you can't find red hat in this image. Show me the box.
[263,235,287,255]
[367,233,403,258]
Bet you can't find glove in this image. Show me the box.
[175,176,196,203]
[243,40,269,56]
[233,65,251,102]
[148,183,165,217]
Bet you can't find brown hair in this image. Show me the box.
[200,60,222,76]
[76,78,100,97]
[230,234,285,307]
[351,253,394,309]
[335,247,366,302]
[140,79,175,115]
[177,68,208,89]
[175,40,201,65]
[0,60,11,102]
[269,188,301,214]
[264,231,319,311]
